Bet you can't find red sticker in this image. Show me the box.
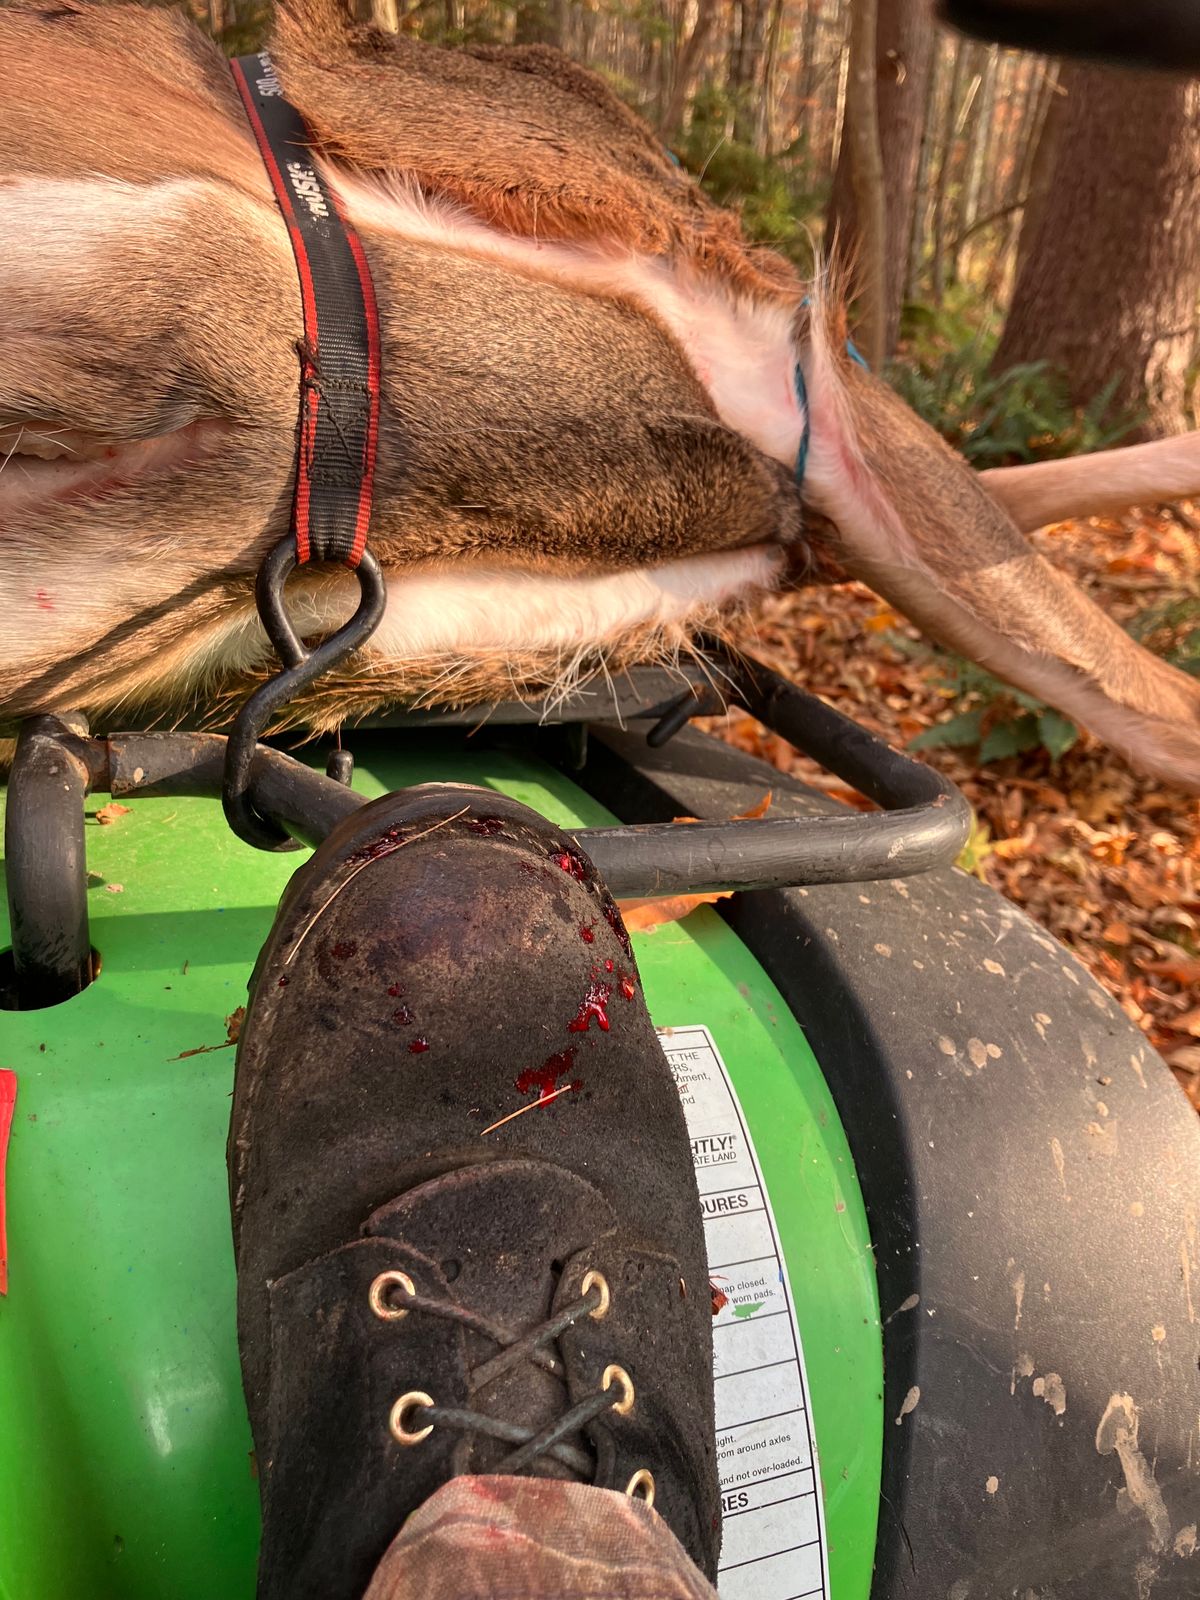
[0,1071,16,1296]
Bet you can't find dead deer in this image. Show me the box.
[3,0,1199,791]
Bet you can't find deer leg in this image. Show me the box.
[802,347,1200,791]
[981,432,1200,533]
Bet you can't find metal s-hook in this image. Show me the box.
[222,538,386,850]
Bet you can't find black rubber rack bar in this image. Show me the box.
[2,651,970,1008]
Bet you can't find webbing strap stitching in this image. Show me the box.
[230,51,381,569]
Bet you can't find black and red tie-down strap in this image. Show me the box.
[223,52,388,850]
[230,50,381,567]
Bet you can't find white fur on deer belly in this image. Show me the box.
[219,545,783,671]
[327,170,805,468]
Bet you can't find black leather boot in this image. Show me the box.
[229,786,719,1600]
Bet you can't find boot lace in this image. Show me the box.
[369,1268,636,1481]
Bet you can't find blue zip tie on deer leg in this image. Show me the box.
[793,359,811,488]
[792,295,869,490]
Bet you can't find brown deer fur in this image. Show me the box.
[2,0,1200,790]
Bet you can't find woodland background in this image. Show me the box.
[197,0,1200,1097]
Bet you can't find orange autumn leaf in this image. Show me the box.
[95,802,132,825]
[1102,920,1133,947]
[864,609,902,634]
[1136,955,1200,985]
[734,790,773,821]
[672,791,772,826]
[824,785,876,812]
[619,891,735,932]
[688,502,1199,1082]
[992,833,1033,860]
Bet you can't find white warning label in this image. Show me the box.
[660,1025,830,1600]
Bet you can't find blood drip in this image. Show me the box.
[392,1004,415,1026]
[465,816,505,836]
[580,924,596,944]
[408,1037,430,1054]
[515,1048,578,1101]
[567,982,612,1034]
[552,850,590,883]
[349,825,407,864]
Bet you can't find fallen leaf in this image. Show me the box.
[95,802,132,825]
[672,791,772,826]
[1102,921,1132,947]
[1137,955,1200,985]
[104,883,124,895]
[992,827,1035,860]
[822,785,876,812]
[697,505,1199,1089]
[735,790,773,821]
[168,1005,247,1063]
[864,609,902,634]
[1173,1069,1200,1111]
[619,891,735,931]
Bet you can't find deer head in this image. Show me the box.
[2,0,1199,791]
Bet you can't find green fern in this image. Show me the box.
[676,87,823,270]
[888,344,1140,470]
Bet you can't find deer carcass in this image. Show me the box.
[3,0,1199,789]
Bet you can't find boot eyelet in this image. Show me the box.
[602,1363,635,1415]
[581,1270,611,1319]
[369,1269,416,1321]
[625,1468,655,1507]
[389,1391,434,1445]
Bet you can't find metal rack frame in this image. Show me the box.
[2,650,970,1010]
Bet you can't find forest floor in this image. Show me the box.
[707,507,1200,1110]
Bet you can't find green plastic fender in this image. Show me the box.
[0,739,881,1599]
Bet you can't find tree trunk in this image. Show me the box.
[954,42,996,280]
[798,0,821,151]
[905,33,944,302]
[829,3,850,173]
[1010,65,1062,285]
[962,44,997,224]
[660,0,719,142]
[992,64,1200,436]
[929,35,966,304]
[827,0,935,359]
[731,0,770,146]
[758,0,787,151]
[835,0,888,366]
[513,0,563,46]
